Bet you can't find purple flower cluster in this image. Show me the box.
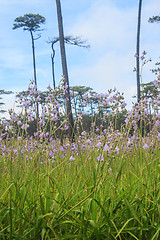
[0,78,159,172]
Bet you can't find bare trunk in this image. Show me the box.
[30,30,39,122]
[55,0,74,142]
[136,0,142,102]
[51,42,56,90]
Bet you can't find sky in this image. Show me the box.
[0,0,160,118]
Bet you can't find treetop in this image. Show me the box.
[13,13,46,32]
[148,15,160,23]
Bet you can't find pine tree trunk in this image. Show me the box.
[30,30,39,122]
[55,0,75,142]
[136,0,142,102]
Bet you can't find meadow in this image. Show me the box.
[0,80,160,239]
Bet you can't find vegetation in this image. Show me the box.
[0,90,13,115]
[0,79,160,239]
[0,1,160,239]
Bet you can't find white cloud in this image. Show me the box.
[70,1,136,49]
[67,0,160,107]
[0,48,31,69]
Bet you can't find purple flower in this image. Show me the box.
[153,80,159,87]
[23,100,31,107]
[11,116,17,122]
[3,120,9,126]
[97,154,104,161]
[103,144,110,152]
[125,118,129,124]
[108,168,112,172]
[122,102,127,108]
[97,142,102,148]
[39,119,45,126]
[81,131,86,136]
[39,133,45,139]
[82,100,86,106]
[155,120,160,126]
[46,132,49,137]
[60,146,64,151]
[21,123,29,130]
[47,85,51,91]
[115,146,120,154]
[49,151,54,157]
[36,96,41,101]
[64,124,69,130]
[69,156,75,161]
[143,143,149,149]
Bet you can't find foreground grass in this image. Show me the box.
[0,137,160,240]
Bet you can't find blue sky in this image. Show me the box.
[0,0,160,117]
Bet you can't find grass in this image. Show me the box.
[0,134,160,239]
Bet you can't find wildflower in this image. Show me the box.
[47,85,51,91]
[155,120,160,126]
[97,142,102,148]
[143,143,149,149]
[52,115,58,121]
[122,102,127,108]
[17,120,22,125]
[23,100,31,107]
[115,146,120,154]
[69,156,75,161]
[28,116,34,122]
[39,133,45,139]
[125,118,129,124]
[36,96,41,101]
[21,123,29,130]
[49,151,54,157]
[60,146,64,151]
[39,119,45,126]
[3,120,9,126]
[134,53,138,58]
[82,100,86,106]
[8,109,14,114]
[153,80,159,87]
[64,124,69,130]
[46,132,49,137]
[97,154,104,161]
[11,116,17,122]
[103,144,110,152]
[142,50,147,55]
[108,168,112,172]
[86,139,92,145]
[78,115,82,120]
[65,83,68,89]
